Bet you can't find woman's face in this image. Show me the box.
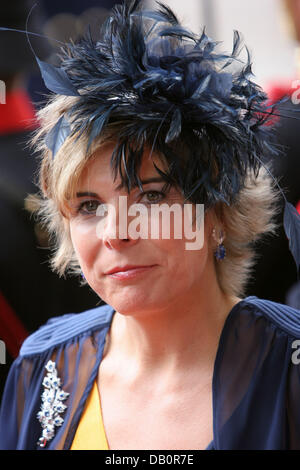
[68,142,217,317]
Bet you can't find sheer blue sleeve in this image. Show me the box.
[0,356,24,449]
[212,297,300,449]
[287,340,300,448]
[0,352,52,449]
[0,305,114,450]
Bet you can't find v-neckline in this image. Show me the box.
[95,378,215,451]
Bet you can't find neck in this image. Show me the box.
[105,276,241,374]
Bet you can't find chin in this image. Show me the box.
[113,297,153,316]
[102,289,164,317]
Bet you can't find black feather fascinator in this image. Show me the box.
[1,0,300,272]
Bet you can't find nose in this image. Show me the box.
[96,199,138,250]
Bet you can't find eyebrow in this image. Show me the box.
[76,177,167,198]
[115,177,166,191]
[76,191,99,198]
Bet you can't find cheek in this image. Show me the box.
[69,219,100,269]
[158,235,209,283]
[162,209,209,271]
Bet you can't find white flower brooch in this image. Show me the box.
[37,360,69,448]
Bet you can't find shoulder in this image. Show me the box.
[238,295,300,338]
[19,303,115,357]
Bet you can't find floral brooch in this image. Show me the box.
[37,360,69,448]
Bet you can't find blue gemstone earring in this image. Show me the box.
[212,229,226,261]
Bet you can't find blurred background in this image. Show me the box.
[0,0,300,397]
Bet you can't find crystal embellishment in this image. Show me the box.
[37,360,69,448]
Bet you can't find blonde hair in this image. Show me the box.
[28,94,279,298]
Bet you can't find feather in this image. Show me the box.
[45,116,71,158]
[159,26,196,42]
[0,26,64,46]
[165,108,182,143]
[36,58,79,96]
[156,2,180,25]
[14,0,298,217]
[87,106,117,150]
[283,202,300,274]
[191,75,212,99]
[135,2,179,28]
[232,30,243,58]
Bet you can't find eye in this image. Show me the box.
[76,200,100,215]
[140,190,166,204]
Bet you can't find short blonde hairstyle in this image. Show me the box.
[27,94,279,299]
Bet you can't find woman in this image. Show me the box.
[1,0,300,450]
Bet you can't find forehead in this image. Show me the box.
[78,142,168,189]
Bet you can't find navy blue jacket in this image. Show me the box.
[1,297,300,450]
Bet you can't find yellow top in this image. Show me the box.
[71,380,109,450]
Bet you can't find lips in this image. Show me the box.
[105,265,155,275]
[105,264,157,280]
